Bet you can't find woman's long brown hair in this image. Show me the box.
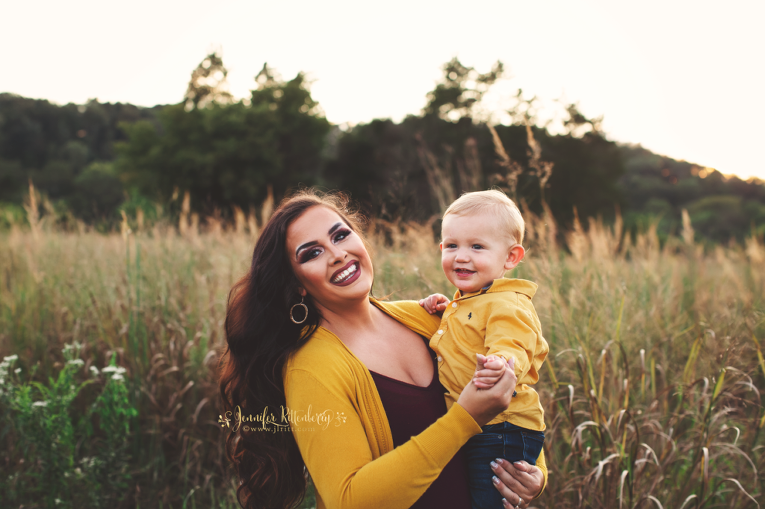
[219,189,366,509]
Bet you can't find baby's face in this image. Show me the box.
[440,212,516,294]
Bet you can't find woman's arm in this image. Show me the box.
[285,368,480,509]
[284,362,516,509]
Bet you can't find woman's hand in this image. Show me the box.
[456,357,517,426]
[490,459,545,508]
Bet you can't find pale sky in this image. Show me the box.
[3,0,764,180]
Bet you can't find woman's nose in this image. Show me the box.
[327,244,347,264]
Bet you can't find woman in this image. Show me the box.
[220,190,546,509]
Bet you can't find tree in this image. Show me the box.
[184,52,234,111]
[68,162,124,221]
[0,93,156,222]
[423,58,504,121]
[116,58,330,214]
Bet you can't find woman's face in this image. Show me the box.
[286,205,373,312]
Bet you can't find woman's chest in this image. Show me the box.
[349,329,435,387]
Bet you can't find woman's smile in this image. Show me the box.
[331,260,360,285]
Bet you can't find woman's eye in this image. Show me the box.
[299,248,323,263]
[333,229,351,243]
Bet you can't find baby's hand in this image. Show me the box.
[418,294,450,315]
[472,354,508,389]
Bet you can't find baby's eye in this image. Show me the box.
[445,243,457,249]
[472,244,484,250]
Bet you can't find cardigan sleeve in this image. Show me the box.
[284,368,482,509]
[535,448,548,498]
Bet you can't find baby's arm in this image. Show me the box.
[484,298,543,384]
[418,293,450,315]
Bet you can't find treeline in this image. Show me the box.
[1,54,763,242]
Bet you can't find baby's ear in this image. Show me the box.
[439,242,443,251]
[504,244,526,270]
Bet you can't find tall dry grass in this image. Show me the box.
[1,202,764,508]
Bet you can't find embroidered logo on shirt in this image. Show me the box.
[468,312,472,320]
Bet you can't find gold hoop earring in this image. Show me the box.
[290,296,308,324]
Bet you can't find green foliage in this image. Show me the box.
[116,62,330,215]
[325,114,625,226]
[423,57,504,120]
[686,195,765,242]
[1,55,764,242]
[68,161,124,221]
[0,201,25,228]
[0,93,158,222]
[0,158,25,202]
[620,144,765,242]
[85,359,138,508]
[184,52,234,110]
[0,345,138,508]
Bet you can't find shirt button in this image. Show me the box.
[437,356,443,362]
[437,330,444,334]
[452,302,458,308]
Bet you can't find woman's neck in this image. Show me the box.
[316,296,381,339]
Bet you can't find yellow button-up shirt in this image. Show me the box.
[429,278,548,430]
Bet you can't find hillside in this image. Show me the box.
[1,56,763,242]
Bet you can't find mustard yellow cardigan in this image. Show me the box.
[282,298,547,509]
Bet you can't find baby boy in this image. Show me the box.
[419,189,548,509]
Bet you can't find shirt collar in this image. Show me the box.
[452,278,538,302]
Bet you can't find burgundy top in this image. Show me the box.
[369,351,471,509]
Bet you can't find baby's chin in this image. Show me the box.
[450,279,486,294]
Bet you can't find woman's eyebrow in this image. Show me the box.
[328,222,343,235]
[295,241,317,258]
[295,223,345,257]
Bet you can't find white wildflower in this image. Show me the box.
[0,378,4,386]
[67,359,84,367]
[111,373,124,381]
[55,498,62,505]
[3,355,18,363]
[89,366,99,376]
[14,368,21,374]
[102,366,117,373]
[115,367,126,375]
[32,401,48,407]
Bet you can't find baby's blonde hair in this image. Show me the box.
[443,189,525,245]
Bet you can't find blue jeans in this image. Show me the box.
[464,422,545,509]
